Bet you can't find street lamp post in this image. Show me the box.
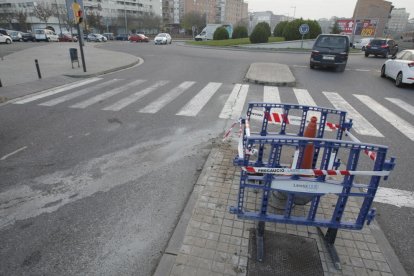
[54,0,62,36]
[124,0,128,35]
[291,6,296,20]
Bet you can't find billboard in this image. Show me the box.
[336,19,378,37]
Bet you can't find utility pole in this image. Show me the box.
[55,0,63,36]
[291,6,296,19]
[124,0,128,35]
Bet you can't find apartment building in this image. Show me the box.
[388,7,410,34]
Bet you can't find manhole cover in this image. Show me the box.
[247,230,323,276]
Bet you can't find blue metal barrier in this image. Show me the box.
[229,103,396,269]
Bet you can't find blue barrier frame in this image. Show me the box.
[230,103,396,268]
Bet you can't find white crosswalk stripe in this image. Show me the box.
[263,86,280,103]
[219,84,249,120]
[39,79,121,106]
[293,88,322,122]
[176,82,222,117]
[139,81,195,114]
[354,94,414,141]
[323,92,384,137]
[70,79,146,109]
[13,78,102,104]
[385,98,414,116]
[103,80,169,111]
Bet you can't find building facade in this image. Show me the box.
[0,0,161,34]
[162,0,247,32]
[387,8,410,34]
[353,0,393,38]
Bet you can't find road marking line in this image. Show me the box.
[13,78,101,104]
[176,82,222,116]
[70,79,146,109]
[293,88,320,120]
[103,80,169,111]
[39,79,121,106]
[263,86,281,103]
[219,84,249,120]
[354,94,414,141]
[385,98,414,116]
[139,81,195,114]
[323,92,383,137]
[354,69,370,72]
[1,146,27,161]
[373,187,414,208]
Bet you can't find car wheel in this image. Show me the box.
[395,72,403,87]
[362,46,365,51]
[309,63,315,69]
[337,65,345,72]
[380,65,386,78]
[365,52,369,57]
[47,37,51,42]
[5,38,11,44]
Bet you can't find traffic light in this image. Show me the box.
[72,2,83,24]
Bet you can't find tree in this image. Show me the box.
[87,11,103,32]
[250,24,268,43]
[181,11,205,35]
[256,21,271,37]
[213,26,229,40]
[232,25,248,39]
[282,19,321,41]
[16,10,28,31]
[274,21,288,37]
[331,21,341,34]
[33,1,54,24]
[0,7,16,29]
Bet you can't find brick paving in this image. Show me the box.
[160,141,402,276]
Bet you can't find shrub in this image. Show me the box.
[249,24,269,44]
[213,27,229,40]
[256,22,271,37]
[274,21,288,37]
[232,25,248,39]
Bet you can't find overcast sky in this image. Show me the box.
[247,0,414,20]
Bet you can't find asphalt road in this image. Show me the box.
[1,42,413,275]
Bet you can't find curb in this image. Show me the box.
[64,57,143,78]
[153,145,219,276]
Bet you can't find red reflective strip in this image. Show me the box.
[327,170,338,175]
[245,166,256,173]
[313,169,324,176]
[326,122,335,129]
[340,170,350,175]
[273,112,281,123]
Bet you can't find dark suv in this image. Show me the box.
[310,34,350,72]
[365,38,398,58]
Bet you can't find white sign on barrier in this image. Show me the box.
[271,179,343,194]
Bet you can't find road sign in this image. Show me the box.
[299,24,309,35]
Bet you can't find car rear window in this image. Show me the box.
[370,39,386,46]
[315,36,348,49]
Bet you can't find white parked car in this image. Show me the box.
[34,29,59,42]
[381,49,414,87]
[353,37,373,51]
[87,33,107,42]
[0,33,12,44]
[154,33,172,45]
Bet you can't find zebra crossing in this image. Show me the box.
[9,77,414,141]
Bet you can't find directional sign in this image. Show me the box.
[299,24,309,35]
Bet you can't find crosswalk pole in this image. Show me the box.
[76,23,87,73]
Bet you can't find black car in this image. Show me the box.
[364,38,398,58]
[22,32,36,42]
[0,28,10,36]
[116,34,129,41]
[310,34,350,72]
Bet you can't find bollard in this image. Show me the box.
[35,59,42,79]
[0,78,2,87]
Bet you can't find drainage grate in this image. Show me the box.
[247,230,323,276]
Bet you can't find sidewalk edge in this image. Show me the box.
[63,57,143,78]
[369,220,408,276]
[152,145,219,276]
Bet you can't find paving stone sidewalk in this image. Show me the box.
[155,141,406,276]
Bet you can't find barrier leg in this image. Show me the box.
[256,221,265,261]
[318,227,341,270]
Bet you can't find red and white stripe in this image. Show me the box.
[242,166,390,177]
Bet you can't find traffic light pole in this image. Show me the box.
[76,23,86,72]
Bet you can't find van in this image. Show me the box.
[310,34,350,72]
[34,29,59,42]
[354,37,373,51]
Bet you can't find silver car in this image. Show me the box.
[154,33,172,45]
